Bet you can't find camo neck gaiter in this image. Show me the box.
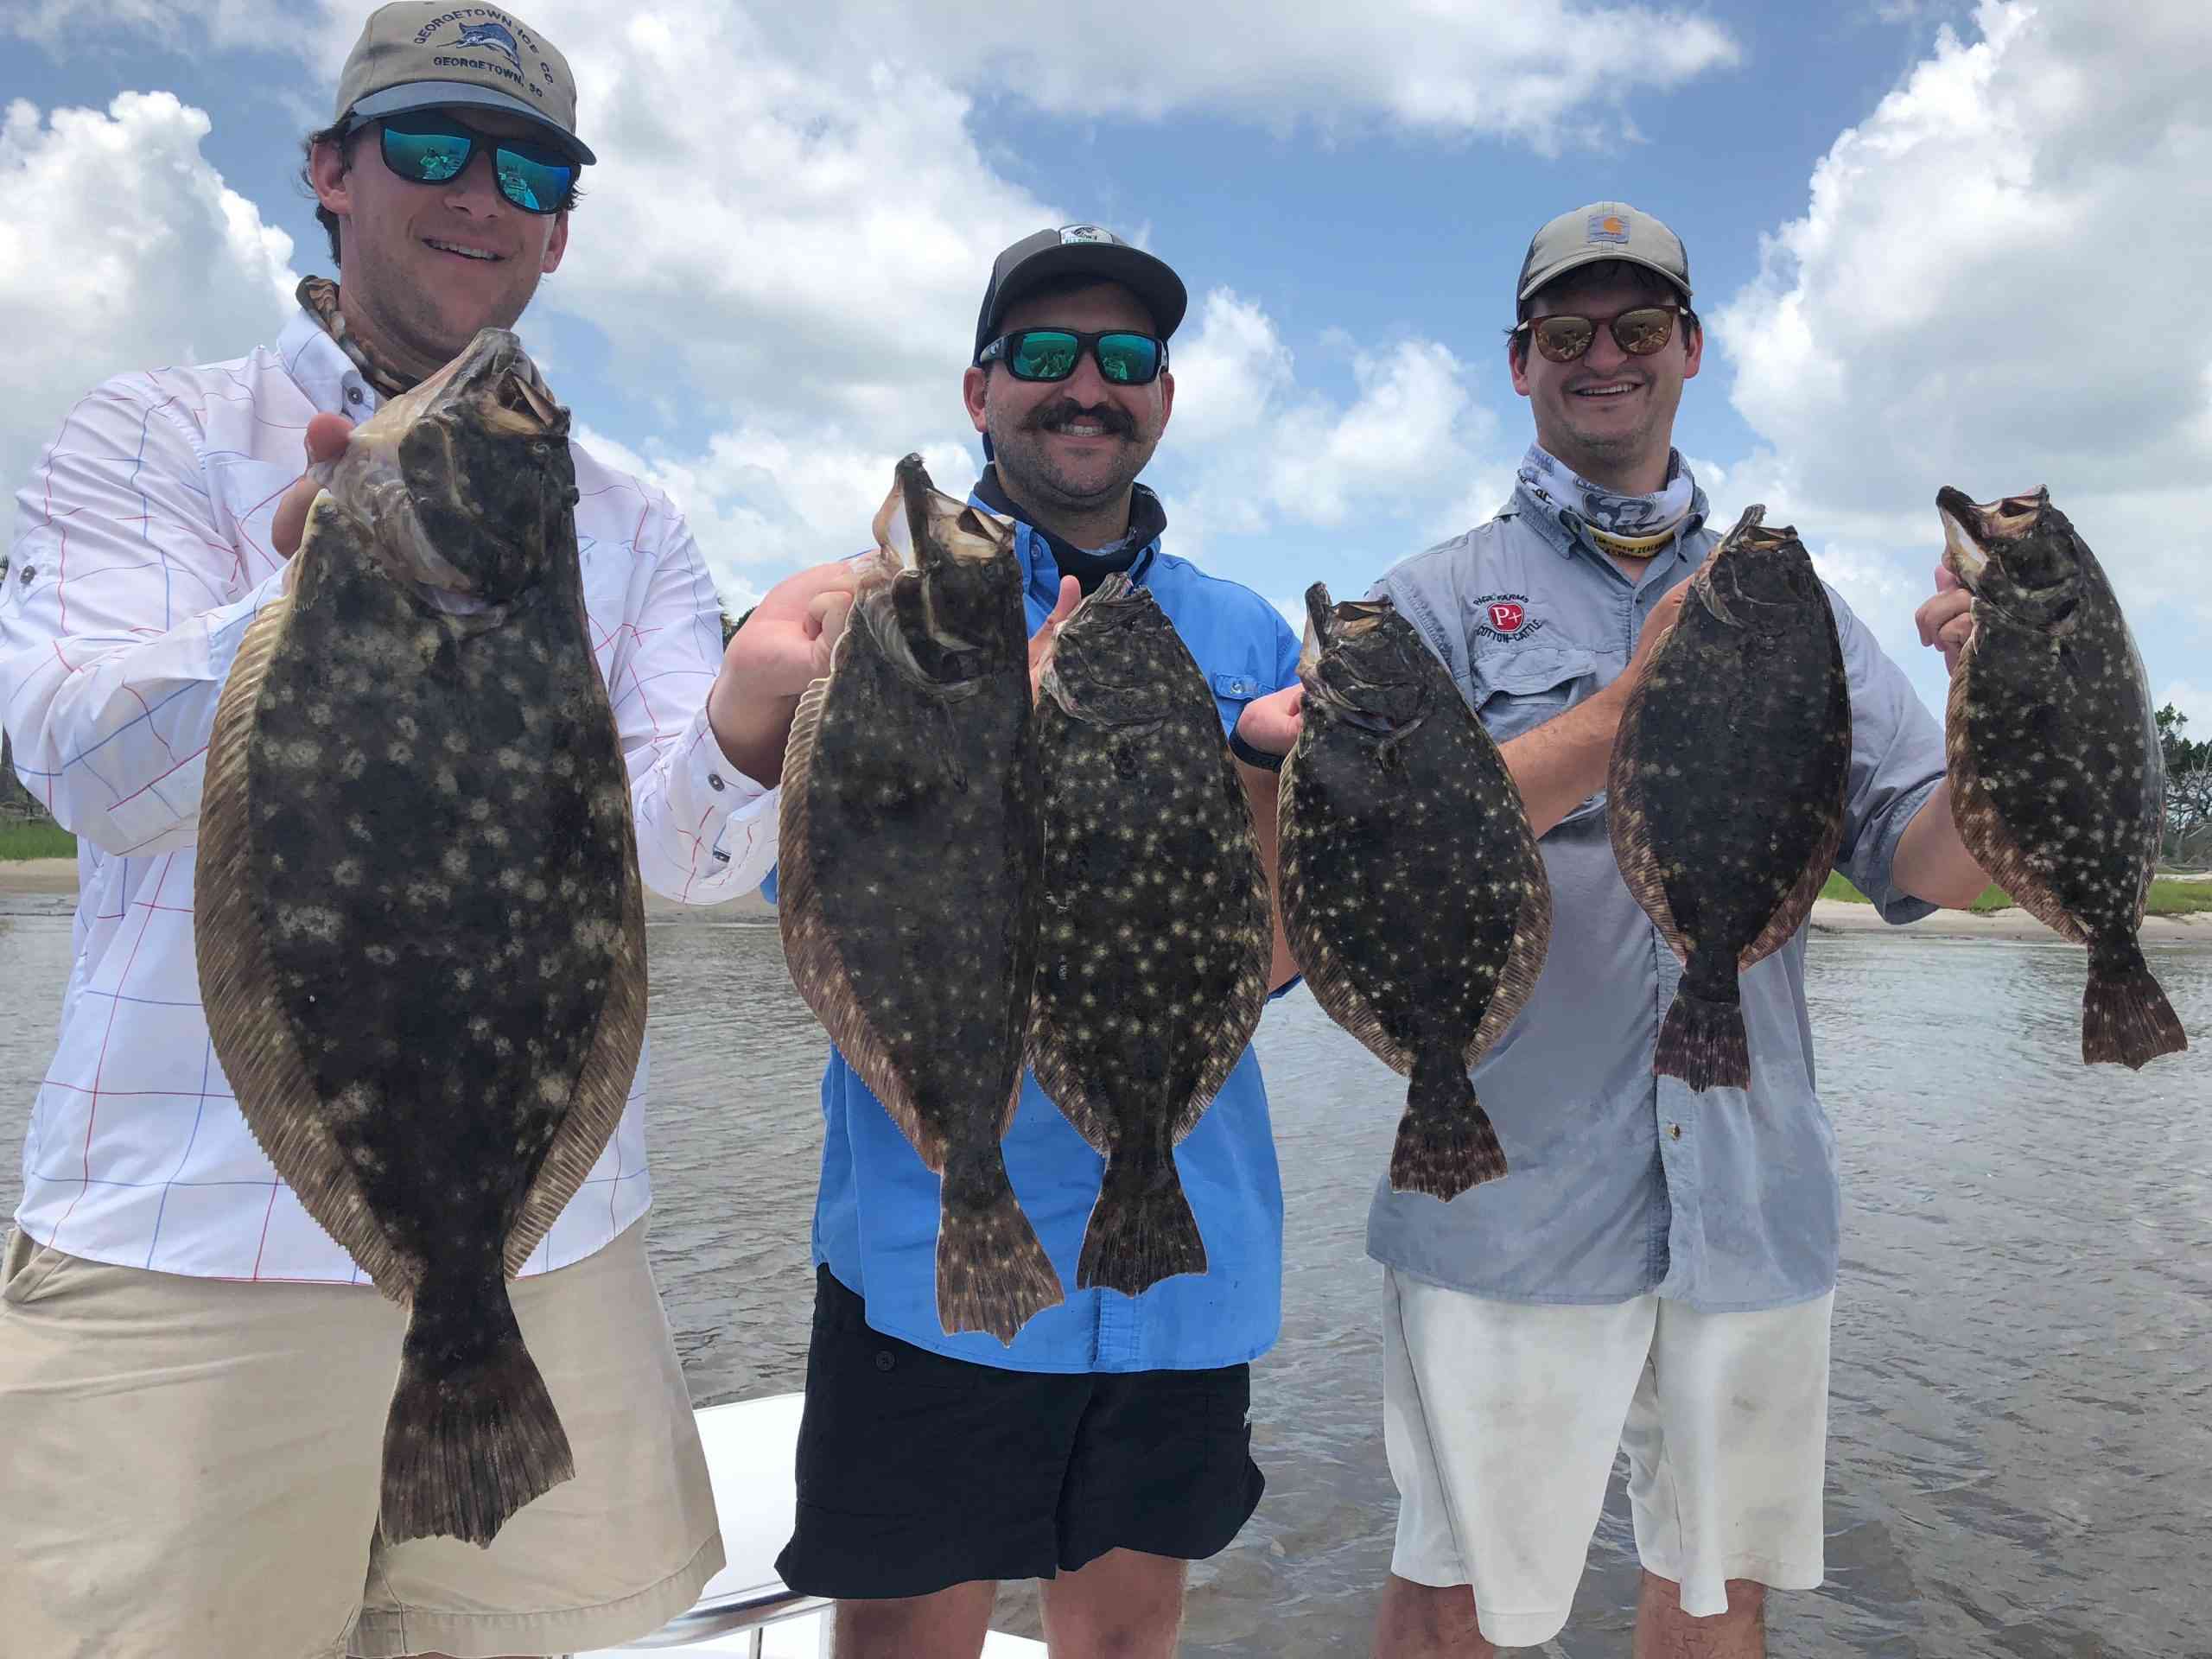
[296,276,420,404]
[1516,442,1697,559]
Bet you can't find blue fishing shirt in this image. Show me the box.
[776,495,1302,1372]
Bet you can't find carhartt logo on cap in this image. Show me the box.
[1588,213,1630,245]
[1059,224,1114,245]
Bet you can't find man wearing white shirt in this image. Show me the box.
[0,6,849,1656]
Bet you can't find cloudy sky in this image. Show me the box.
[4,0,2207,732]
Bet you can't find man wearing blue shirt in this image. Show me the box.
[759,226,1302,1659]
[1238,202,1991,1657]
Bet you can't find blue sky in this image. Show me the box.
[4,0,2208,736]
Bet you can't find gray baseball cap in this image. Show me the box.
[334,3,595,165]
[976,226,1188,359]
[1516,201,1690,306]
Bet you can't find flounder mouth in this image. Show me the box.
[1299,584,1395,674]
[1937,505,1989,588]
[1937,485,2042,586]
[870,453,1013,576]
[1298,582,1336,675]
[1936,486,2049,589]
[367,327,567,444]
[322,327,569,599]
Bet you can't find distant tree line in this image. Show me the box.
[2158,703,2211,866]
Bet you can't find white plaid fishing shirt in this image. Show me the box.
[0,306,778,1283]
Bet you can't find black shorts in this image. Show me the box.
[774,1265,1265,1600]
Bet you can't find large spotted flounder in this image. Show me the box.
[196,330,645,1547]
[779,454,1062,1342]
[1027,575,1272,1295]
[1278,585,1550,1197]
[1937,486,2185,1068]
[1608,507,1850,1092]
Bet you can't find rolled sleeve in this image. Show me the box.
[1827,586,1946,923]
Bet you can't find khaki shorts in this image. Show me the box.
[0,1220,721,1659]
[1383,1268,1831,1648]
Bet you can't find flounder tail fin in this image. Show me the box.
[1656,986,1751,1092]
[1077,1142,1207,1296]
[379,1273,573,1548]
[1390,1044,1507,1200]
[936,1141,1065,1344]
[2083,936,2188,1070]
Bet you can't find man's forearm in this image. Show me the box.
[1499,682,1628,838]
[1236,757,1300,990]
[1892,780,1989,909]
[708,682,799,785]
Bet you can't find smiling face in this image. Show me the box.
[1510,264,1700,493]
[309,108,570,383]
[962,281,1173,543]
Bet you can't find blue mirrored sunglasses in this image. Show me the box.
[976,328,1167,385]
[366,112,578,215]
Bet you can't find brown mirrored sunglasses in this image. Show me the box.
[1513,306,1690,364]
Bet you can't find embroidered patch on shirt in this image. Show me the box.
[1471,592,1547,642]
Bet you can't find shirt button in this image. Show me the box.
[346,386,363,404]
[707,772,725,792]
[873,1350,895,1373]
[1669,1123,1683,1140]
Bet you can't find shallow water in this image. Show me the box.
[3,903,2207,1655]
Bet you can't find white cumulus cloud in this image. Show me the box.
[779,0,1740,149]
[1712,0,2212,704]
[0,92,298,493]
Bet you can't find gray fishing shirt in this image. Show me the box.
[1364,476,1946,1312]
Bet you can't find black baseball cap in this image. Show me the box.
[974,225,1189,360]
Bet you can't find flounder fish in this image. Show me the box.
[1278,584,1550,1197]
[1608,506,1850,1092]
[197,328,645,1547]
[779,454,1063,1342]
[1937,486,2186,1068]
[1027,574,1272,1294]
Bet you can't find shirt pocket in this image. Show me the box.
[1469,645,1599,744]
[1205,668,1271,737]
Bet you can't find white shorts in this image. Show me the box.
[1382,1268,1832,1649]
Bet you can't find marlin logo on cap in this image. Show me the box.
[1059,224,1116,245]
[1587,212,1630,245]
[452,19,524,72]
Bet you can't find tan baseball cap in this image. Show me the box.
[334,3,595,164]
[1516,201,1689,305]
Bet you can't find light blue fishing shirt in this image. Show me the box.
[1365,473,1947,1313]
[778,491,1302,1372]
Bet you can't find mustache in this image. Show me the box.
[1020,398,1136,438]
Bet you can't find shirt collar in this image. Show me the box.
[1508,471,1711,574]
[276,305,380,422]
[969,466,1166,606]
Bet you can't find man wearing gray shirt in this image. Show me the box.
[1232,202,1987,1656]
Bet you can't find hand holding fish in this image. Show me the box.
[270,413,355,569]
[1233,683,1305,760]
[1028,575,1080,702]
[709,560,864,785]
[1915,564,1974,677]
[1623,581,1691,687]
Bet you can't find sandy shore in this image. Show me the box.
[1808,897,2207,942]
[2,856,2202,943]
